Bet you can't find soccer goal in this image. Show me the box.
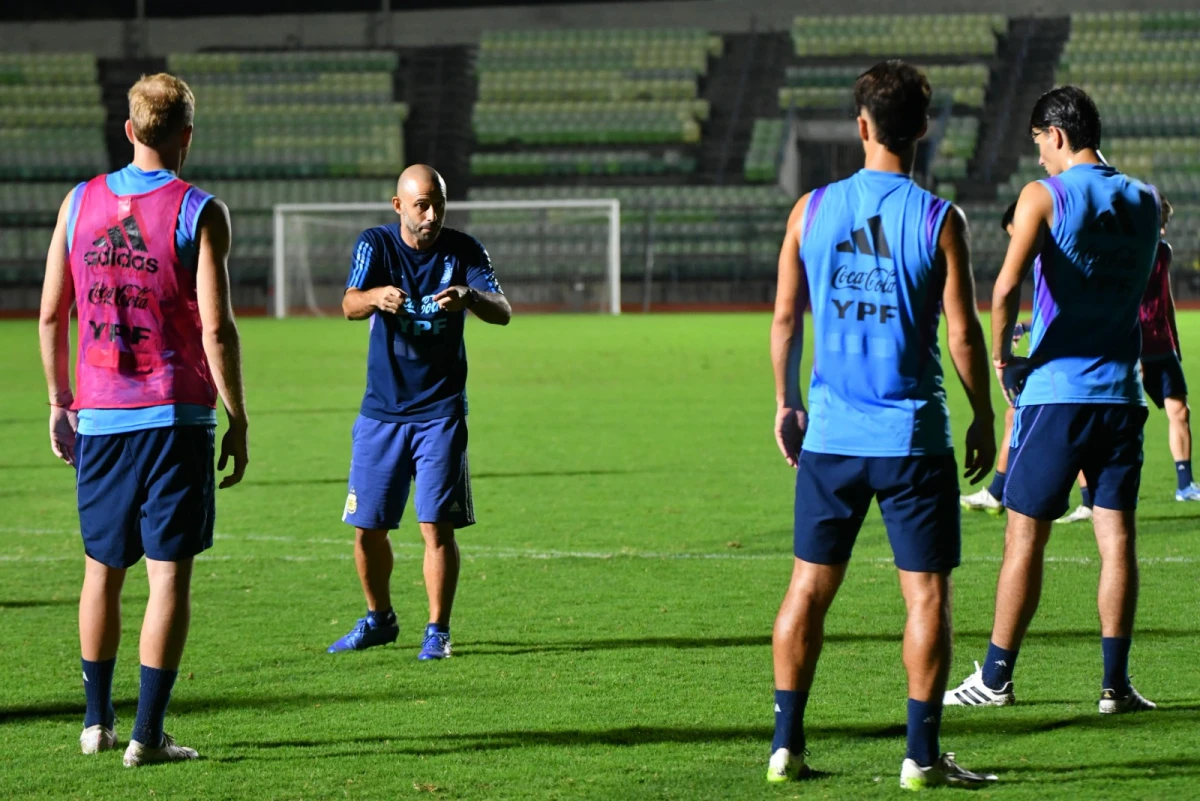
[272,199,621,317]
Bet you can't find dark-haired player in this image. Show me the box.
[768,60,997,790]
[946,87,1160,713]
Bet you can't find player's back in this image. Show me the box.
[800,169,952,456]
[1021,164,1160,406]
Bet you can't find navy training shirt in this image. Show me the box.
[347,224,503,422]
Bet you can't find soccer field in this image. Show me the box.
[1,312,1198,800]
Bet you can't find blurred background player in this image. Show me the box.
[947,87,1159,714]
[768,60,997,790]
[1138,197,1200,502]
[960,201,1030,516]
[329,164,510,660]
[38,74,249,765]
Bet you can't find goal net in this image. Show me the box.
[272,199,621,317]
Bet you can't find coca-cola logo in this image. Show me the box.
[831,265,897,293]
[87,281,152,310]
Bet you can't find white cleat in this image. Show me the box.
[900,752,998,790]
[123,732,199,767]
[1055,504,1093,524]
[960,487,1004,515]
[80,725,118,755]
[1099,685,1157,714]
[944,661,1015,707]
[1175,482,1200,502]
[766,747,806,782]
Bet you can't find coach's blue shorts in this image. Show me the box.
[343,415,475,531]
[1142,354,1188,409]
[793,450,960,573]
[76,426,215,569]
[1004,403,1148,520]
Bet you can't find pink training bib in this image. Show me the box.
[69,174,216,410]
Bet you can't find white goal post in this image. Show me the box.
[271,199,621,317]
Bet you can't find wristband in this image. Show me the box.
[466,287,479,307]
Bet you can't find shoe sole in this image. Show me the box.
[1099,702,1156,714]
[766,765,805,783]
[959,503,1004,516]
[123,751,200,767]
[327,632,400,653]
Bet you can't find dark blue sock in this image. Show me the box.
[130,666,178,747]
[1080,486,1094,509]
[426,622,449,636]
[1101,637,1132,693]
[980,642,1019,690]
[81,657,116,729]
[771,689,808,754]
[987,471,1006,502]
[1176,460,1193,491]
[905,698,941,768]
[367,608,395,627]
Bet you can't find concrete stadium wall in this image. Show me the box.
[2,0,1200,55]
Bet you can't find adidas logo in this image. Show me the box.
[94,215,148,252]
[835,215,892,259]
[774,704,781,713]
[83,214,160,273]
[448,501,461,513]
[995,660,1007,668]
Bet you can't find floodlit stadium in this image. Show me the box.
[2,1,1199,797]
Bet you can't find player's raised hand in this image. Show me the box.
[434,286,472,312]
[217,422,249,489]
[48,405,77,466]
[372,285,406,314]
[962,416,996,485]
[774,406,807,469]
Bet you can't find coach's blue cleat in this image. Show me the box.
[327,612,399,653]
[418,625,452,660]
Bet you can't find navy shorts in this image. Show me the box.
[76,426,215,569]
[793,450,961,573]
[1004,404,1148,520]
[1142,354,1188,409]
[343,415,475,530]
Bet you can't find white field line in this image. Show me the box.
[0,526,1197,565]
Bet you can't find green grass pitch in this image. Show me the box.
[1,312,1198,800]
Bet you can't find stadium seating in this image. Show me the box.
[744,119,787,183]
[791,14,1006,58]
[1035,12,1200,267]
[469,28,719,178]
[0,54,106,181]
[159,51,408,278]
[778,64,989,112]
[472,150,696,178]
[0,54,106,287]
[467,185,794,279]
[776,15,999,195]
[168,51,407,180]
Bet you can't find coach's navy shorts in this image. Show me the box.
[1142,354,1188,409]
[343,415,474,530]
[76,426,215,569]
[793,450,961,573]
[1004,403,1148,520]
